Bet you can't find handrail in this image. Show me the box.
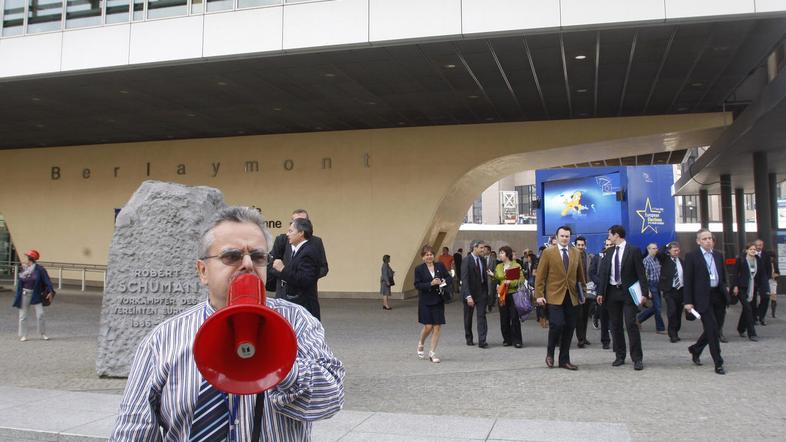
[0,261,107,291]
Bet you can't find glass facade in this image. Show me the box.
[0,0,327,35]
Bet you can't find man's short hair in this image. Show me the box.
[199,207,274,258]
[292,209,309,219]
[608,225,626,238]
[556,225,572,235]
[470,240,485,250]
[647,242,658,249]
[575,236,586,244]
[442,246,449,252]
[291,218,313,239]
[696,228,712,239]
[457,248,463,253]
[666,241,680,250]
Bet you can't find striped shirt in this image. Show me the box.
[110,299,345,441]
[643,255,661,290]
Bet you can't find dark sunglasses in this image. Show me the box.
[201,249,271,267]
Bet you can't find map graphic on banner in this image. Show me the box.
[542,172,622,235]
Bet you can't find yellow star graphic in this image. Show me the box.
[636,197,659,234]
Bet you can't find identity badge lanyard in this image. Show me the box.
[201,305,241,442]
[226,394,241,442]
[706,253,717,282]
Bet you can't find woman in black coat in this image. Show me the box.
[414,245,452,363]
[732,243,769,341]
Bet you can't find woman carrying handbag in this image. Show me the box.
[13,249,55,341]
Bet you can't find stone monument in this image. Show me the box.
[96,180,226,377]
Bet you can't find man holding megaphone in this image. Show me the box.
[111,207,345,441]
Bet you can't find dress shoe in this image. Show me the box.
[633,361,644,371]
[577,342,585,349]
[656,330,666,335]
[478,342,488,348]
[602,343,610,350]
[560,362,578,371]
[689,348,702,366]
[715,366,726,375]
[612,358,625,367]
[749,335,759,342]
[739,331,746,338]
[719,335,728,343]
[514,343,522,348]
[759,319,767,326]
[583,340,591,346]
[466,340,475,346]
[502,342,511,347]
[670,337,679,343]
[545,355,554,368]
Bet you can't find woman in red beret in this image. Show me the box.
[13,249,55,341]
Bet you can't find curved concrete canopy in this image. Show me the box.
[0,113,727,296]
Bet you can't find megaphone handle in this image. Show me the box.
[251,393,265,441]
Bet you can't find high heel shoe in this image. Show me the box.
[429,351,440,363]
[383,306,392,310]
[417,344,425,359]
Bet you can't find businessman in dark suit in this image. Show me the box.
[573,236,593,348]
[753,238,779,323]
[267,209,328,294]
[590,239,613,349]
[684,228,730,374]
[659,241,684,343]
[596,225,648,370]
[462,240,489,347]
[271,218,322,320]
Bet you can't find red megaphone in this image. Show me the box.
[193,273,298,395]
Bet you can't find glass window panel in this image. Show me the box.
[66,0,102,28]
[2,0,26,36]
[27,0,64,33]
[237,0,279,8]
[284,0,310,3]
[190,0,202,13]
[206,0,232,12]
[132,0,143,20]
[147,0,186,19]
[106,0,129,23]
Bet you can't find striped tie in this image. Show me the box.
[189,379,229,442]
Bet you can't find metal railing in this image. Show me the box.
[0,261,107,291]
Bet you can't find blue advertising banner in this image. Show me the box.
[536,166,675,254]
[625,165,676,251]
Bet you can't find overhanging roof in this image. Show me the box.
[673,66,786,195]
[1,17,785,149]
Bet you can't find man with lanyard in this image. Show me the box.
[637,243,666,335]
[684,228,730,375]
[111,207,345,440]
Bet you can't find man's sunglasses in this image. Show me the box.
[200,249,271,267]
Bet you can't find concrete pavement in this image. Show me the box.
[1,287,784,440]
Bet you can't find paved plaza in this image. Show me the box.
[1,287,785,441]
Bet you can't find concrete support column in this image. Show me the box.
[753,152,773,249]
[735,188,746,252]
[770,173,779,229]
[699,189,710,229]
[720,175,735,258]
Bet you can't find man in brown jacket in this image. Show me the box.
[535,225,587,370]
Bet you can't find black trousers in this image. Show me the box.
[690,288,726,368]
[736,293,757,337]
[756,291,770,321]
[547,294,576,365]
[464,295,488,344]
[607,285,643,363]
[575,300,593,344]
[499,297,522,345]
[664,288,683,339]
[593,301,610,345]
